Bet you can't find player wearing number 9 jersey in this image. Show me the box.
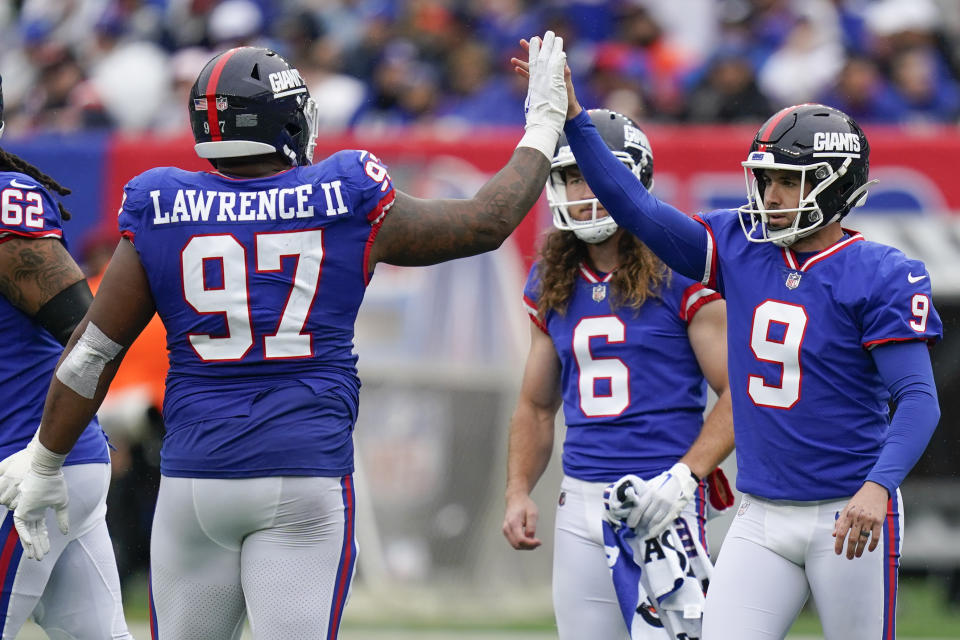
[502,110,734,640]
[559,83,942,638]
[2,36,571,640]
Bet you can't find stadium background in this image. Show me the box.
[3,0,960,637]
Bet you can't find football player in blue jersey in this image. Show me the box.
[0,76,133,638]
[514,54,943,639]
[0,35,568,640]
[501,109,734,639]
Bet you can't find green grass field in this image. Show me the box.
[16,573,960,638]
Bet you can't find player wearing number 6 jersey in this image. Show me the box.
[554,66,942,638]
[502,109,734,639]
[1,36,569,640]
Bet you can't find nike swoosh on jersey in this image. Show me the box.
[907,273,928,283]
[9,179,38,189]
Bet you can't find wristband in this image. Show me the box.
[517,124,560,161]
[29,431,67,476]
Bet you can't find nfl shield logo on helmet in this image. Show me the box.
[786,272,802,289]
[216,96,229,111]
[592,283,607,302]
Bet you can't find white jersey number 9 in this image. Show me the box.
[181,230,324,361]
[748,300,807,409]
[573,316,629,417]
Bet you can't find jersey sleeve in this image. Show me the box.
[522,263,548,334]
[862,251,943,348]
[661,271,722,325]
[117,168,163,244]
[678,281,722,324]
[0,178,64,243]
[334,150,396,225]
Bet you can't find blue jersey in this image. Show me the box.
[697,210,943,500]
[523,260,721,482]
[0,171,108,464]
[117,151,396,478]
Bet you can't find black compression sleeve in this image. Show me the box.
[34,279,93,345]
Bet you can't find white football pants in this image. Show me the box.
[702,491,903,640]
[149,474,357,640]
[552,475,708,640]
[0,462,131,640]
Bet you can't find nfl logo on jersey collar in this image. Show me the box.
[785,272,802,289]
[579,262,614,303]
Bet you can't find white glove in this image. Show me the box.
[0,440,36,509]
[11,434,69,561]
[13,467,69,561]
[603,474,647,529]
[517,30,568,159]
[630,462,699,539]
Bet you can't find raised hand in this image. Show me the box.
[514,30,567,160]
[511,34,582,121]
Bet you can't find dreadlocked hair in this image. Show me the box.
[0,148,72,220]
[536,229,669,321]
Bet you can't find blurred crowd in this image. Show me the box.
[3,0,960,138]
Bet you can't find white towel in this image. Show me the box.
[603,508,713,638]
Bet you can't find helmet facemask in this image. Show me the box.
[737,154,871,248]
[546,147,651,245]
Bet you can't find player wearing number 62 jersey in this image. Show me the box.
[2,36,570,640]
[558,83,942,638]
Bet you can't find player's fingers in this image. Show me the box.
[527,36,541,66]
[868,523,882,553]
[13,517,33,560]
[518,39,530,53]
[524,510,539,538]
[540,30,555,61]
[511,58,530,72]
[833,519,849,555]
[35,520,50,560]
[55,505,69,535]
[0,483,16,507]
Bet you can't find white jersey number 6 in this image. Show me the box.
[748,300,807,409]
[573,316,629,417]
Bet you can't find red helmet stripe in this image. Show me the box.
[756,105,800,152]
[203,48,241,142]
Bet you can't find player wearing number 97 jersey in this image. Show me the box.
[562,96,942,639]
[4,37,571,640]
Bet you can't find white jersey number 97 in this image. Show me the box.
[181,230,324,361]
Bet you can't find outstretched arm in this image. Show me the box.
[511,54,711,281]
[369,31,567,268]
[562,112,711,282]
[370,148,550,267]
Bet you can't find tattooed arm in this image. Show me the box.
[0,237,92,343]
[368,147,549,268]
